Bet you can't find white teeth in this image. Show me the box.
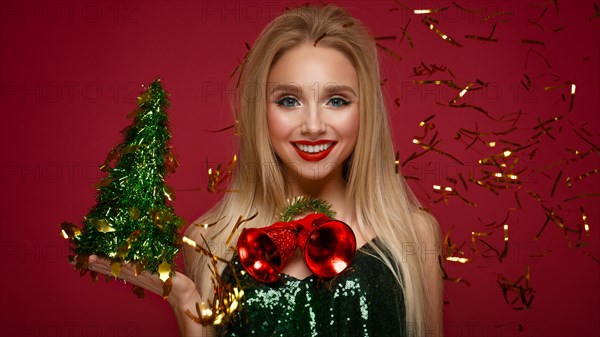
[296,142,333,153]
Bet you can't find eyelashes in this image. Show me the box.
[274,96,352,108]
[327,97,351,107]
[275,96,300,107]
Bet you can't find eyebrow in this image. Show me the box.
[269,83,358,98]
[323,84,358,98]
[269,83,302,95]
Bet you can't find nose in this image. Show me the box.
[301,105,326,135]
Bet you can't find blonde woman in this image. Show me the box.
[86,4,443,337]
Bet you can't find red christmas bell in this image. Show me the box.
[236,222,298,283]
[302,219,356,278]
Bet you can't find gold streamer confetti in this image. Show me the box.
[207,154,238,193]
[465,23,498,42]
[225,212,258,246]
[521,39,546,49]
[399,18,414,48]
[422,18,462,47]
[443,231,471,264]
[376,42,402,61]
[413,7,449,14]
[497,266,534,310]
[438,255,471,286]
[182,233,245,326]
[580,207,590,237]
[525,47,552,69]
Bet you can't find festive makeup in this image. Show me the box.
[266,42,359,182]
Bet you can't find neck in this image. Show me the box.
[284,167,352,223]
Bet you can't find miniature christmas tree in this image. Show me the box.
[61,78,183,280]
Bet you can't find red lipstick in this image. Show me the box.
[291,140,337,162]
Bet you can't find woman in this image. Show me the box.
[87,4,443,337]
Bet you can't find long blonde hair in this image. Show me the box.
[185,4,443,336]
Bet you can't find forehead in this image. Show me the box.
[267,43,358,89]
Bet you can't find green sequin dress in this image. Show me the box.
[218,238,406,337]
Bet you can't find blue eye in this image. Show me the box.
[328,97,350,107]
[275,97,300,107]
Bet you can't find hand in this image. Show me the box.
[73,255,210,336]
[75,255,200,309]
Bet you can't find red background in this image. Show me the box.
[1,1,598,336]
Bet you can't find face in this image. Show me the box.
[266,42,360,183]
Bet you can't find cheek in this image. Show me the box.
[267,110,297,138]
[267,111,294,152]
[338,109,360,144]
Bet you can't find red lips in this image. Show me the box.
[291,140,337,162]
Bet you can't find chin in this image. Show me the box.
[286,160,344,183]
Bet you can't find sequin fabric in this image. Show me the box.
[218,238,406,337]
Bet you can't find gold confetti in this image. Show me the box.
[521,39,546,49]
[413,7,448,14]
[422,18,462,47]
[193,216,225,229]
[481,11,513,23]
[207,154,238,193]
[134,260,145,276]
[376,42,402,61]
[164,185,176,201]
[111,261,122,278]
[566,169,600,188]
[525,47,552,69]
[92,218,115,233]
[433,185,453,192]
[120,144,139,155]
[465,34,498,42]
[60,222,81,239]
[527,7,547,30]
[162,277,173,299]
[203,124,235,133]
[573,128,600,151]
[563,193,600,203]
[438,255,471,286]
[399,18,414,48]
[94,176,115,189]
[497,266,534,310]
[183,228,245,326]
[580,207,590,237]
[226,212,258,246]
[158,260,171,283]
[165,147,180,174]
[450,83,474,104]
[100,148,119,171]
[551,171,563,197]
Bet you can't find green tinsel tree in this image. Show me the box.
[62,78,183,276]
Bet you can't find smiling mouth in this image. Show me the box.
[291,141,337,162]
[293,142,334,153]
